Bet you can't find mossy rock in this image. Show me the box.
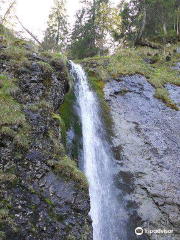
[0,209,9,220]
[12,39,31,50]
[0,74,30,152]
[0,171,17,183]
[1,126,16,138]
[82,46,180,111]
[0,75,26,127]
[14,130,30,151]
[0,46,28,61]
[53,113,67,147]
[47,156,88,191]
[58,89,76,132]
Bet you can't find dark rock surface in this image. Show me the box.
[104,75,180,240]
[0,45,92,239]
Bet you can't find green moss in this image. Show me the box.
[48,156,88,191]
[53,113,67,147]
[37,61,53,73]
[37,61,53,85]
[27,100,52,113]
[1,127,16,138]
[52,53,68,64]
[42,198,54,206]
[0,231,5,239]
[40,51,68,64]
[0,171,17,183]
[0,74,30,151]
[48,128,66,159]
[29,222,38,232]
[56,214,64,222]
[0,75,26,127]
[154,88,179,110]
[0,209,9,220]
[0,24,16,43]
[58,89,76,131]
[12,39,30,49]
[14,130,30,151]
[7,204,14,210]
[87,71,112,130]
[40,51,53,59]
[1,45,28,61]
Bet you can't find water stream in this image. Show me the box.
[69,61,128,240]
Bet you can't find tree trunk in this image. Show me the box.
[15,15,42,46]
[56,20,60,46]
[1,0,16,24]
[163,22,167,35]
[135,7,147,45]
[135,40,162,49]
[177,15,179,36]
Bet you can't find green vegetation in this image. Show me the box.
[70,0,121,59]
[83,46,180,110]
[12,39,30,49]
[57,89,82,159]
[0,75,25,126]
[42,198,54,207]
[56,214,65,222]
[86,69,112,128]
[1,126,16,138]
[42,0,68,52]
[53,113,67,147]
[14,130,30,151]
[1,45,28,61]
[0,231,5,240]
[40,51,68,64]
[37,61,53,74]
[27,100,52,113]
[154,88,179,110]
[47,156,88,191]
[58,89,76,131]
[0,171,17,183]
[0,209,9,220]
[119,0,180,46]
[0,74,30,151]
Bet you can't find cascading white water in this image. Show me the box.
[70,61,128,240]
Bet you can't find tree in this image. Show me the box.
[119,0,179,46]
[0,0,17,28]
[42,0,68,52]
[70,0,121,59]
[95,2,121,52]
[70,0,98,59]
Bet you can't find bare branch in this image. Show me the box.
[1,0,16,24]
[15,15,42,46]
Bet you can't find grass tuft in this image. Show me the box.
[0,74,30,151]
[47,156,88,191]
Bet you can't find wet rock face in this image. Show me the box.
[104,75,180,240]
[0,51,92,239]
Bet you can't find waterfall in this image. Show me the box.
[69,61,128,240]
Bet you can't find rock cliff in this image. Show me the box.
[0,27,92,240]
[82,46,180,240]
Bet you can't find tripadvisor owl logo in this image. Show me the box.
[135,227,144,236]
